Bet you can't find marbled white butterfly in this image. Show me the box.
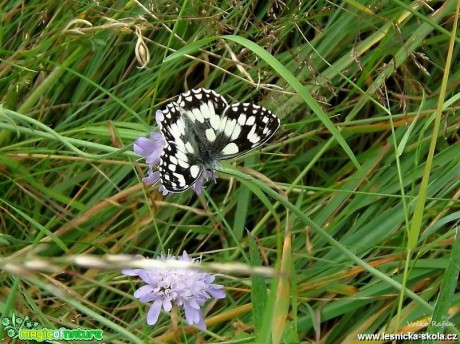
[156,88,280,193]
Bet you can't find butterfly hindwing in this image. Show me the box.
[158,142,203,192]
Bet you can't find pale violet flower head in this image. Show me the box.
[133,111,216,195]
[122,251,226,330]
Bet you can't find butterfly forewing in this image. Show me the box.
[158,88,228,143]
[157,103,182,143]
[216,103,280,159]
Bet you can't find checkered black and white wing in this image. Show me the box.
[157,88,228,145]
[156,102,182,143]
[156,88,229,192]
[158,142,203,192]
[216,103,280,160]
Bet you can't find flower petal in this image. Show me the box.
[143,170,160,184]
[133,134,165,166]
[191,180,204,195]
[183,303,198,324]
[162,298,172,312]
[133,285,155,299]
[207,285,226,299]
[133,137,156,157]
[195,313,206,331]
[146,301,163,325]
[150,132,165,143]
[121,268,141,276]
[181,251,190,261]
[155,110,164,128]
[191,169,218,195]
[136,270,156,284]
[183,303,206,330]
[159,185,169,196]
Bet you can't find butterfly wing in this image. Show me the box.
[156,88,228,192]
[157,88,229,145]
[158,142,204,192]
[215,103,280,160]
[156,102,182,143]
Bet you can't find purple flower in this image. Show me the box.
[134,111,216,195]
[191,169,217,195]
[134,132,165,166]
[122,251,226,330]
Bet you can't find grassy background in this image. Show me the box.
[1,0,459,343]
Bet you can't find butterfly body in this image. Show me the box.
[157,88,280,193]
